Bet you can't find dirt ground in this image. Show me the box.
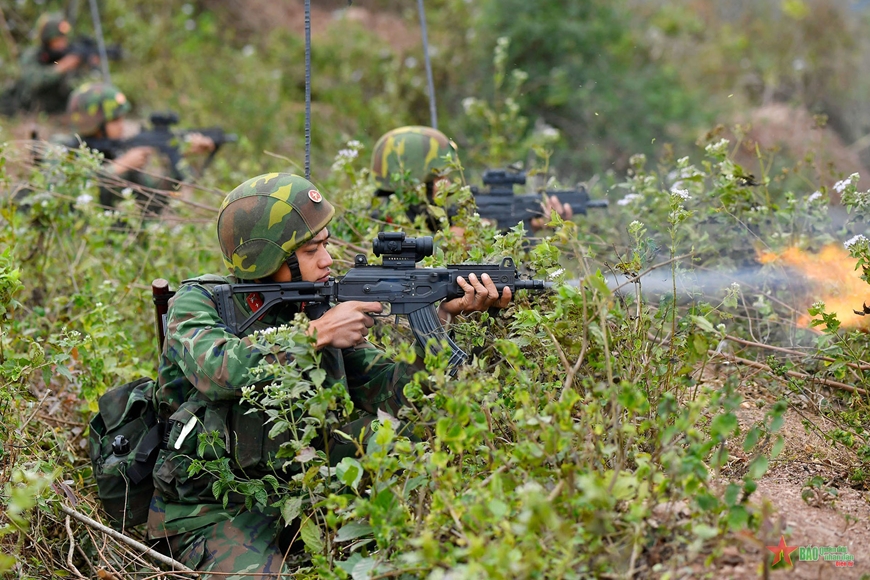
[696,378,870,579]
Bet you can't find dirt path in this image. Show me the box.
[707,391,870,579]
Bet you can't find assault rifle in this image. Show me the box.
[67,36,123,62]
[470,168,608,231]
[211,231,552,372]
[68,111,237,181]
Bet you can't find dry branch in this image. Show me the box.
[709,350,868,395]
[56,503,198,576]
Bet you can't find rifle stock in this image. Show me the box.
[211,232,551,373]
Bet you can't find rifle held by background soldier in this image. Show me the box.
[66,36,123,62]
[63,111,237,181]
[471,168,608,231]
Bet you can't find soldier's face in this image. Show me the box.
[104,118,125,139]
[271,228,333,283]
[47,37,69,52]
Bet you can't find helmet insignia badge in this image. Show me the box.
[308,189,323,203]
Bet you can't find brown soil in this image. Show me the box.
[201,0,421,54]
[684,375,870,579]
[731,103,870,203]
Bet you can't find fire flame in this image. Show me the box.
[757,244,869,331]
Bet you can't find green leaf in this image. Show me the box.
[309,368,326,388]
[770,436,785,459]
[710,413,737,439]
[336,553,364,574]
[0,554,17,572]
[747,455,769,480]
[351,556,377,580]
[336,521,373,542]
[300,518,323,554]
[693,523,719,540]
[723,483,741,507]
[281,496,302,526]
[336,457,363,490]
[691,315,716,333]
[743,426,760,452]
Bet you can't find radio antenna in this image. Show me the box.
[87,0,111,83]
[417,0,437,130]
[304,0,311,179]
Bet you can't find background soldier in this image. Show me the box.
[370,125,573,234]
[64,82,214,215]
[0,13,96,116]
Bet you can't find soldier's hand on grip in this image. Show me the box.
[308,301,381,349]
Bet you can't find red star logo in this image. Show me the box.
[767,536,799,567]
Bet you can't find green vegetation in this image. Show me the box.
[1,0,869,578]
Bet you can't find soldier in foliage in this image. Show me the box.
[64,82,214,214]
[0,13,97,116]
[371,125,573,233]
[148,173,510,575]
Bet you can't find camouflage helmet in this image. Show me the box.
[217,173,335,280]
[37,13,71,45]
[67,83,131,136]
[371,126,458,192]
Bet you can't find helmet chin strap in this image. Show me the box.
[285,253,302,282]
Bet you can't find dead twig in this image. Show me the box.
[56,503,198,576]
[709,350,867,396]
[65,515,87,579]
[723,334,870,371]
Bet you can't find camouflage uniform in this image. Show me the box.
[370,126,460,231]
[0,14,81,116]
[148,174,422,577]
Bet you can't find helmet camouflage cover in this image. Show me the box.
[67,83,131,136]
[371,126,458,192]
[217,173,335,280]
[37,13,71,45]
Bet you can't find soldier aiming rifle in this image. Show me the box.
[470,167,609,232]
[0,13,120,116]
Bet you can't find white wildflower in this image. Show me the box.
[730,282,740,291]
[629,220,643,229]
[337,148,358,161]
[121,187,133,198]
[617,193,641,206]
[704,138,730,156]
[242,45,255,58]
[807,191,822,203]
[670,187,691,200]
[462,97,478,114]
[540,126,560,140]
[834,173,859,194]
[346,140,362,149]
[844,234,868,250]
[75,194,93,206]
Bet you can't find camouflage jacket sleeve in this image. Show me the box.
[15,46,64,97]
[161,282,274,401]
